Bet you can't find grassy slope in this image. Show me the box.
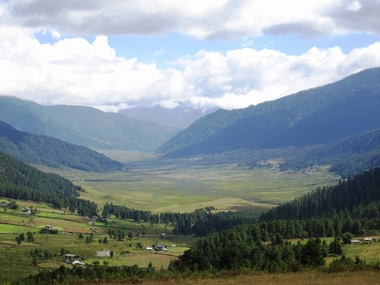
[0,199,191,283]
[1,199,380,284]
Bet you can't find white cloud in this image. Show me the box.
[4,0,380,39]
[346,0,362,11]
[1,1,380,112]
[1,25,380,111]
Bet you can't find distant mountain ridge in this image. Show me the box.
[0,96,179,152]
[119,104,218,129]
[158,67,380,157]
[0,120,124,172]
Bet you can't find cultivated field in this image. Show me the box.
[1,199,380,284]
[0,200,191,284]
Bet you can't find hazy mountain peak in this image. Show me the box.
[119,104,219,129]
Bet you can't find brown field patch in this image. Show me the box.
[117,251,177,269]
[92,270,380,285]
[62,227,93,234]
[0,243,14,247]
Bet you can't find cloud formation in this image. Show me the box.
[1,25,380,111]
[6,0,380,39]
[0,1,380,111]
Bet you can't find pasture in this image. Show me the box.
[35,152,340,213]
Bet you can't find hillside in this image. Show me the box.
[0,120,124,172]
[260,167,380,221]
[169,167,380,275]
[158,67,380,157]
[0,96,179,152]
[280,128,380,177]
[0,150,98,214]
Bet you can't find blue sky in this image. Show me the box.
[1,0,380,111]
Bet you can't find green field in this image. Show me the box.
[0,200,191,284]
[35,153,340,213]
[1,199,380,284]
[0,150,375,284]
[1,203,380,284]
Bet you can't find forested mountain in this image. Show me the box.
[158,68,380,157]
[280,128,380,177]
[169,167,380,274]
[260,167,380,221]
[0,121,124,172]
[0,96,178,152]
[0,151,97,214]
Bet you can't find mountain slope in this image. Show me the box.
[158,67,380,156]
[0,120,124,172]
[0,151,98,214]
[0,96,178,152]
[260,167,380,221]
[280,128,380,177]
[0,151,81,198]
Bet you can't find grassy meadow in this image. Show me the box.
[35,152,340,213]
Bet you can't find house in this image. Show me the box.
[72,260,86,267]
[0,202,7,207]
[364,237,373,243]
[45,225,53,230]
[65,254,80,263]
[351,239,361,244]
[154,244,168,252]
[145,247,153,250]
[23,207,31,214]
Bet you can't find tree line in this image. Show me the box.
[260,167,380,221]
[0,151,97,216]
[279,128,380,178]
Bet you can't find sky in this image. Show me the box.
[1,0,380,112]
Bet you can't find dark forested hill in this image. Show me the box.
[158,68,380,157]
[0,151,97,214]
[260,167,380,221]
[0,120,124,172]
[279,128,380,177]
[168,167,380,275]
[0,96,178,152]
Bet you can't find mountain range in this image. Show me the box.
[0,68,379,176]
[119,104,218,129]
[158,67,380,158]
[0,120,124,172]
[0,96,178,152]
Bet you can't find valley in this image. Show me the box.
[0,68,380,284]
[34,152,340,213]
